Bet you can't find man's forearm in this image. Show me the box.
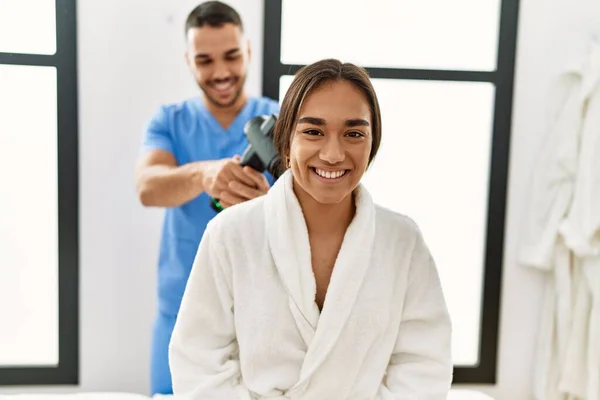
[137,161,207,208]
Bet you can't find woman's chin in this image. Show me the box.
[308,190,352,206]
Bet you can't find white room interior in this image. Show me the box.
[1,0,599,399]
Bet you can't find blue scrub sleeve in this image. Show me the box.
[141,106,174,155]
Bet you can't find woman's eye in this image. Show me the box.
[304,129,321,136]
[347,131,365,138]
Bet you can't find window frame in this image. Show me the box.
[0,0,79,386]
[262,0,520,384]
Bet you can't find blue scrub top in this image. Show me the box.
[141,96,280,317]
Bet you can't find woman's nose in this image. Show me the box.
[319,138,345,164]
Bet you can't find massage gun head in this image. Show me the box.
[239,114,282,179]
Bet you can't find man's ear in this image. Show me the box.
[184,51,190,68]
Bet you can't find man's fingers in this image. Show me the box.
[211,175,231,196]
[211,161,270,202]
[242,166,270,191]
[214,163,242,191]
[228,180,261,200]
[225,164,256,187]
[218,199,232,208]
[218,190,246,207]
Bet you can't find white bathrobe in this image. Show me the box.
[558,40,600,400]
[518,39,600,400]
[169,169,453,399]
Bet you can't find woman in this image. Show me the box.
[169,59,453,399]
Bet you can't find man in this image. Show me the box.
[134,1,280,395]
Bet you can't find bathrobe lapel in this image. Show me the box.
[265,170,321,346]
[265,170,376,393]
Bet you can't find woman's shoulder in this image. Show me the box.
[373,204,424,244]
[372,205,434,266]
[206,195,268,239]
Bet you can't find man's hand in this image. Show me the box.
[202,156,251,198]
[202,158,270,208]
[218,166,271,208]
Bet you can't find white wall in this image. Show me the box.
[1,0,599,398]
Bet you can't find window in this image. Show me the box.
[0,0,79,385]
[263,0,520,383]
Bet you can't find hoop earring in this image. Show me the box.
[285,156,291,169]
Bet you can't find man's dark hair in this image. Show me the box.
[185,1,244,35]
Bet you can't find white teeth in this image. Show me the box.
[315,168,346,179]
[214,82,233,91]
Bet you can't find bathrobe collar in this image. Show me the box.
[264,169,376,392]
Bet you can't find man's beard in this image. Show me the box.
[199,75,246,109]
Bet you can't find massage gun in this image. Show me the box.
[210,114,281,213]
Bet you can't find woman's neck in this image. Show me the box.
[293,181,356,235]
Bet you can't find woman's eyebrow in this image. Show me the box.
[297,116,326,125]
[297,117,370,127]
